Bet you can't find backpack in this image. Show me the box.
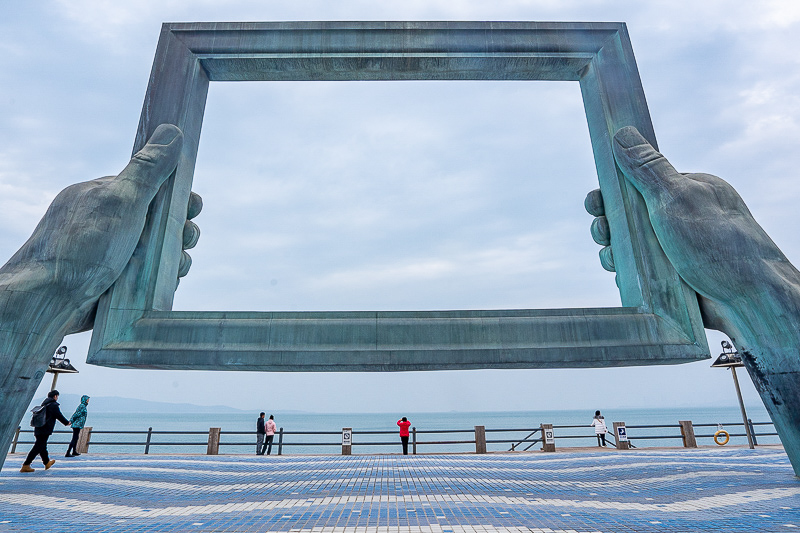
[30,405,47,428]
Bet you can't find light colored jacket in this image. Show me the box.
[591,417,607,435]
[266,419,277,436]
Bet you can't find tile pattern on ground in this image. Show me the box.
[0,448,798,532]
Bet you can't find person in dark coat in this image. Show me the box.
[66,395,90,457]
[256,412,266,455]
[21,389,69,472]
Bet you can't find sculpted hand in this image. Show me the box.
[588,126,800,335]
[586,126,800,474]
[0,124,202,472]
[0,124,186,335]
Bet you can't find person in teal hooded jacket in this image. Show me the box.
[66,395,90,457]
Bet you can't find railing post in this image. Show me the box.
[748,419,758,446]
[77,427,92,454]
[541,424,555,452]
[277,427,284,455]
[613,422,629,450]
[144,427,153,454]
[474,425,487,454]
[342,427,352,455]
[10,426,21,454]
[679,420,697,448]
[412,427,417,455]
[207,428,221,455]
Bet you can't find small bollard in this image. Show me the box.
[475,425,487,454]
[207,427,221,455]
[541,423,556,452]
[748,419,758,446]
[144,427,153,455]
[613,422,629,450]
[77,427,92,454]
[679,420,697,448]
[342,427,352,455]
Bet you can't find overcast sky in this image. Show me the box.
[2,1,799,414]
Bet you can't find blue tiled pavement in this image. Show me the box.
[1,447,798,532]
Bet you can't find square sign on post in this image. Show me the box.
[342,428,352,455]
[614,422,630,450]
[541,423,556,453]
[88,22,709,372]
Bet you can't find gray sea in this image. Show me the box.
[16,406,779,456]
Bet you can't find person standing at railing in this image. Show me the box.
[591,410,608,447]
[264,415,277,455]
[66,395,90,457]
[256,412,266,455]
[397,417,411,455]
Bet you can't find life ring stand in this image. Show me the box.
[714,429,730,446]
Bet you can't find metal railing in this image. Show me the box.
[9,419,778,456]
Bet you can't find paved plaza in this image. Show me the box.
[0,447,798,532]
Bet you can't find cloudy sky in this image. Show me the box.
[2,1,799,414]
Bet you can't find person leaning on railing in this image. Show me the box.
[591,411,608,447]
[66,394,90,457]
[397,417,411,455]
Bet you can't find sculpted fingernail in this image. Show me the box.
[148,124,180,146]
[613,126,643,149]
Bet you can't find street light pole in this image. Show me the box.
[729,366,754,449]
[711,340,755,449]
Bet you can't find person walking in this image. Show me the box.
[264,415,277,455]
[66,395,90,457]
[20,390,70,472]
[591,410,608,447]
[256,412,266,455]
[397,416,411,455]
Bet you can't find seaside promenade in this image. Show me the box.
[1,446,798,532]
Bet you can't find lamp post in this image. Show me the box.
[711,340,754,449]
[46,345,78,391]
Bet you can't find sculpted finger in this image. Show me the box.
[187,192,203,220]
[183,220,200,249]
[584,189,604,216]
[613,126,681,202]
[599,246,615,272]
[177,251,192,278]
[590,216,611,246]
[114,124,184,202]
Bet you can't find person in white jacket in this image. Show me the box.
[591,410,608,447]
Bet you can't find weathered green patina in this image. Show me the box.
[4,22,798,477]
[87,21,709,371]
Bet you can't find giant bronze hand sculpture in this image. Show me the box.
[0,125,188,470]
[588,126,800,474]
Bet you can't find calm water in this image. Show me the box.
[27,406,779,455]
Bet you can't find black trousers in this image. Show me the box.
[262,435,274,455]
[401,436,409,455]
[596,433,607,446]
[24,434,51,465]
[67,428,81,455]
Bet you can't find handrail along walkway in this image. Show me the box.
[8,419,778,456]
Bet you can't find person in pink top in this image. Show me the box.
[397,417,411,455]
[264,415,277,455]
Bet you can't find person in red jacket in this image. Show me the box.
[397,417,411,455]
